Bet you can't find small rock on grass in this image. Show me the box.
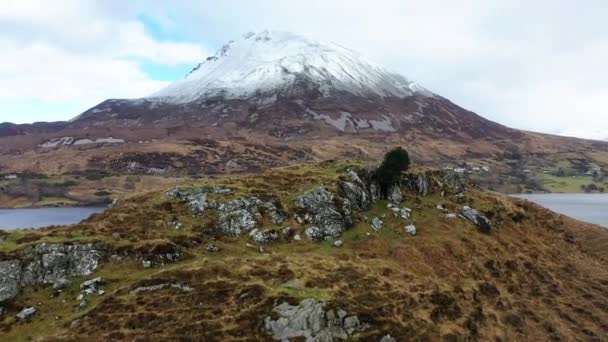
[207,244,220,253]
[404,224,417,236]
[333,240,343,247]
[16,307,36,320]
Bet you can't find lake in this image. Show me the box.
[515,194,608,227]
[0,207,106,230]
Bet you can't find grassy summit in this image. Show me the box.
[1,161,607,341]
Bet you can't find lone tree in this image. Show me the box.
[376,147,410,193]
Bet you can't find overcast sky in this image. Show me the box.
[1,0,606,140]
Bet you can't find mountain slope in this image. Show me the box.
[0,31,607,200]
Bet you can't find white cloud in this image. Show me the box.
[0,0,207,123]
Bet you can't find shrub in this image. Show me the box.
[376,147,410,192]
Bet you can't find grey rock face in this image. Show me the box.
[460,206,493,233]
[369,181,381,203]
[371,217,383,232]
[339,169,371,211]
[16,307,36,320]
[0,260,21,303]
[388,185,403,204]
[0,243,101,304]
[214,197,285,236]
[296,188,349,240]
[265,298,366,341]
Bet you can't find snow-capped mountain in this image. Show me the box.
[68,30,516,143]
[150,30,430,103]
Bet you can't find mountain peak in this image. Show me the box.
[149,30,430,103]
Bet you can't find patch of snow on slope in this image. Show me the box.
[150,30,431,103]
[306,109,354,131]
[40,137,74,148]
[369,115,397,132]
[73,137,125,145]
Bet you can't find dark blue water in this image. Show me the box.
[0,207,106,230]
[515,194,608,227]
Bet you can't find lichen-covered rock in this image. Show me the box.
[400,208,412,219]
[264,298,366,341]
[0,243,102,304]
[16,307,36,320]
[388,184,403,204]
[249,228,279,244]
[339,169,371,211]
[460,206,493,233]
[80,277,103,295]
[169,187,284,236]
[0,260,21,303]
[371,217,383,232]
[296,188,349,240]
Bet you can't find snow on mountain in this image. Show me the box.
[149,30,430,103]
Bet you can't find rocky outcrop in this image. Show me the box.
[296,188,350,240]
[264,298,367,341]
[339,169,371,211]
[167,186,284,236]
[0,243,102,304]
[403,170,467,195]
[460,206,493,233]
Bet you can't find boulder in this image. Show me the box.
[296,188,349,240]
[80,277,103,295]
[371,217,383,232]
[400,208,412,219]
[207,244,220,253]
[404,224,417,236]
[264,298,367,341]
[249,229,279,244]
[460,206,493,233]
[304,226,325,241]
[16,307,36,320]
[333,240,343,247]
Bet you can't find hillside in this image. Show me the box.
[0,161,607,340]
